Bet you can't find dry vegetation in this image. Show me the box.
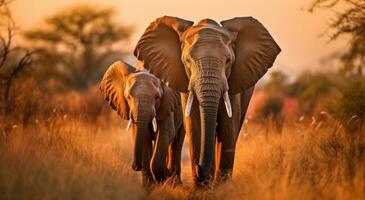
[1,113,364,200]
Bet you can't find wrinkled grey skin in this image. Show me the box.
[100,61,185,186]
[134,16,281,186]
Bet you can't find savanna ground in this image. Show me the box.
[1,110,364,200]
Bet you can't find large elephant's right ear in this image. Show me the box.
[221,17,281,94]
[100,61,136,120]
[134,16,193,92]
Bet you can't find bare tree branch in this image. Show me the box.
[3,51,32,100]
[0,0,33,112]
[0,0,16,69]
[0,26,14,68]
[309,0,365,76]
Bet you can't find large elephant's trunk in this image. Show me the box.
[194,60,222,180]
[197,97,219,178]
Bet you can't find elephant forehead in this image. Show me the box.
[127,72,159,87]
[196,18,220,26]
[183,26,231,44]
[128,82,160,99]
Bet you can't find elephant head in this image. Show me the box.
[134,16,281,179]
[100,61,178,171]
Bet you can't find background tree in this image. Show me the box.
[330,80,365,131]
[254,72,287,132]
[260,71,335,118]
[0,0,32,113]
[263,71,288,93]
[309,0,365,129]
[309,0,365,76]
[24,4,132,91]
[287,73,332,114]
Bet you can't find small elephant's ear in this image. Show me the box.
[100,61,136,120]
[156,83,179,121]
[221,17,281,94]
[134,16,194,92]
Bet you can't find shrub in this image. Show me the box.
[330,80,365,131]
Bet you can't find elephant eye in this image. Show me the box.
[226,58,231,64]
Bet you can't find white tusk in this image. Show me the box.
[185,91,194,117]
[126,119,133,131]
[223,92,232,118]
[126,111,133,131]
[152,117,157,132]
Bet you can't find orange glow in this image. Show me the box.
[11,0,347,74]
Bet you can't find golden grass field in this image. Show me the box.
[1,114,364,200]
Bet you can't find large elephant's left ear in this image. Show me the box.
[156,83,178,121]
[134,16,194,92]
[221,17,281,94]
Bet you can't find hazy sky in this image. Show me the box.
[11,0,347,76]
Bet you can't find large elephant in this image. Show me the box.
[100,61,185,185]
[134,16,281,186]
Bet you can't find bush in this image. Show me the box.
[0,77,113,131]
[330,80,365,131]
[253,94,284,133]
[1,77,53,126]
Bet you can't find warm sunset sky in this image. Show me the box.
[11,0,347,76]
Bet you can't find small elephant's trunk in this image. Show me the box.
[131,101,153,171]
[132,120,148,171]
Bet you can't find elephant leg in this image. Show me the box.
[150,114,175,183]
[239,87,254,125]
[216,94,241,182]
[141,128,154,187]
[181,93,203,185]
[216,133,237,182]
[150,131,171,182]
[167,124,185,183]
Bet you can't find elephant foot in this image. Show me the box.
[165,174,182,186]
[216,169,232,182]
[194,178,215,190]
[151,168,175,184]
[141,170,154,188]
[193,165,214,189]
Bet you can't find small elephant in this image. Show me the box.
[100,61,185,185]
[134,16,281,186]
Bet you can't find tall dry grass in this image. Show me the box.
[0,116,144,200]
[1,114,364,200]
